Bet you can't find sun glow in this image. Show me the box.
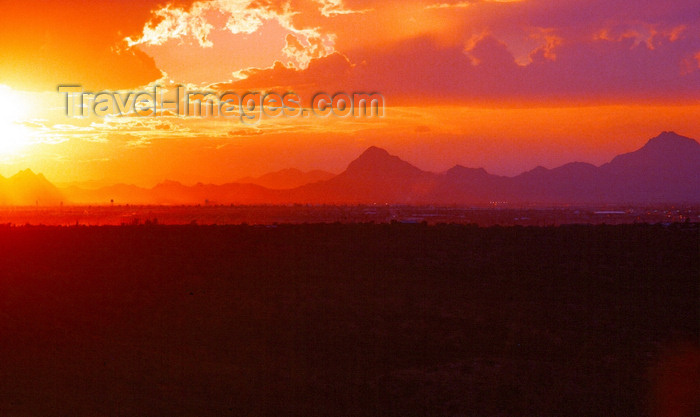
[0,85,33,157]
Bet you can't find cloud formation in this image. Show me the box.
[218,32,700,104]
[2,0,698,104]
[126,0,338,71]
[0,0,168,91]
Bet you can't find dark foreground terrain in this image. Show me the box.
[0,223,697,417]
[0,204,698,226]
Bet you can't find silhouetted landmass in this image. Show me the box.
[41,131,700,205]
[0,169,63,205]
[0,204,697,226]
[295,131,700,204]
[0,223,697,416]
[236,168,336,189]
[5,132,696,207]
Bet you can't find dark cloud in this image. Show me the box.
[0,0,194,91]
[218,33,700,104]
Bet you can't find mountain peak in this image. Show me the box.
[9,169,51,184]
[350,146,401,167]
[446,165,490,177]
[343,146,426,180]
[358,146,391,159]
[11,169,37,178]
[155,180,184,188]
[236,168,335,189]
[642,131,699,152]
[657,131,682,138]
[1,169,63,205]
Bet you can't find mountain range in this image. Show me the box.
[2,131,699,206]
[0,169,63,206]
[235,168,335,189]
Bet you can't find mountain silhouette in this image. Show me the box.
[293,131,699,204]
[236,168,335,190]
[3,131,698,205]
[595,131,700,202]
[459,131,699,204]
[67,180,276,205]
[344,146,426,180]
[300,132,700,205]
[0,169,63,205]
[292,146,437,203]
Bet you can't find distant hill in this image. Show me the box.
[65,180,278,205]
[502,131,700,204]
[596,131,700,203]
[291,146,438,203]
[293,131,700,204]
[0,169,63,206]
[236,168,335,189]
[4,131,699,205]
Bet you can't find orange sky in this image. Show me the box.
[0,0,699,186]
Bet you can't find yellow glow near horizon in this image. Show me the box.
[0,85,32,157]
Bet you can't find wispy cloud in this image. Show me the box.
[126,0,337,70]
[313,0,372,17]
[425,0,522,9]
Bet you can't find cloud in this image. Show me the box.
[426,0,522,9]
[227,128,264,136]
[126,0,337,70]
[4,0,698,104]
[125,0,289,47]
[593,22,690,50]
[214,32,700,104]
[527,27,563,62]
[0,0,169,91]
[314,0,372,16]
[211,52,354,95]
[126,2,215,48]
[282,33,337,68]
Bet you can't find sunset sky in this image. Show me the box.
[0,0,699,186]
